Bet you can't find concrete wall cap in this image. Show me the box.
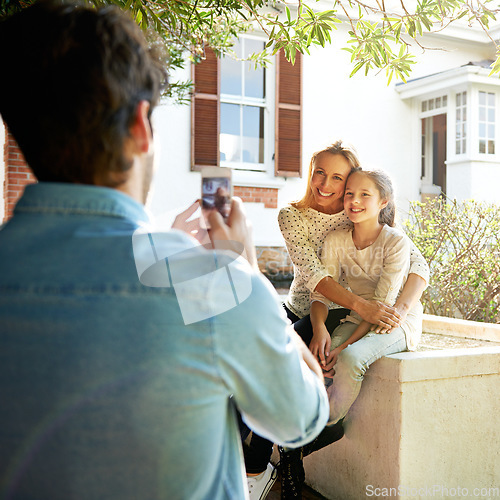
[366,346,500,382]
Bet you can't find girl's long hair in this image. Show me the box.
[349,167,396,227]
[291,140,360,209]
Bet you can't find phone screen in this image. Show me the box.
[201,171,232,219]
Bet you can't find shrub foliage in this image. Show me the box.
[404,197,500,323]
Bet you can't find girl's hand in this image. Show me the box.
[323,346,342,375]
[309,324,332,368]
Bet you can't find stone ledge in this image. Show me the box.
[375,346,500,382]
[304,337,500,499]
[423,313,500,342]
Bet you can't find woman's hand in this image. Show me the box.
[373,302,409,333]
[358,299,402,330]
[309,324,332,368]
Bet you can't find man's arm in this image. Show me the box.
[203,198,328,447]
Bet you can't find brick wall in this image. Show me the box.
[3,130,37,222]
[233,186,277,209]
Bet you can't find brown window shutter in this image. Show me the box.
[191,48,219,171]
[275,50,302,177]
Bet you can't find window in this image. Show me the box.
[456,91,467,155]
[220,38,266,169]
[191,45,302,177]
[421,95,447,113]
[478,91,495,154]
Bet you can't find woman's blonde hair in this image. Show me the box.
[348,167,397,227]
[292,140,360,209]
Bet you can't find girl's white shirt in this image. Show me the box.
[311,225,423,350]
[278,205,429,321]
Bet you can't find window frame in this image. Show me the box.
[219,35,272,172]
[191,45,302,182]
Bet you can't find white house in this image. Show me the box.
[2,10,500,270]
[146,16,500,253]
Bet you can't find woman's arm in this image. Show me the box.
[278,207,332,292]
[315,277,402,329]
[309,300,332,367]
[408,240,430,284]
[373,273,426,333]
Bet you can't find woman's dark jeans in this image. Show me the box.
[241,304,349,474]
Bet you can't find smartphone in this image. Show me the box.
[201,166,232,220]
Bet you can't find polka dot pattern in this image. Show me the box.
[278,205,430,318]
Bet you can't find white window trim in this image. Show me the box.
[220,34,277,183]
[397,66,500,175]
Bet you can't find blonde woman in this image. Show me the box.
[245,141,429,500]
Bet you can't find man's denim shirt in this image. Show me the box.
[0,183,328,500]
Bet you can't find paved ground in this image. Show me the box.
[268,477,328,499]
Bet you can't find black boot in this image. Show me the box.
[302,418,344,458]
[278,446,304,499]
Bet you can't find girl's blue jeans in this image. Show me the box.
[327,321,407,424]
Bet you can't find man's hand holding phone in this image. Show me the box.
[206,198,258,269]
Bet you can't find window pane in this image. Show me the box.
[436,97,441,108]
[221,40,242,96]
[456,109,461,120]
[488,124,495,138]
[244,39,265,99]
[463,139,466,153]
[429,99,435,110]
[443,95,448,106]
[220,103,241,162]
[422,101,427,112]
[242,105,264,163]
[479,107,486,121]
[488,140,495,154]
[479,123,486,137]
[479,139,486,153]
[462,92,466,105]
[488,108,495,122]
[488,92,495,106]
[479,91,486,105]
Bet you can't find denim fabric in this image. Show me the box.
[327,321,407,424]
[0,183,329,500]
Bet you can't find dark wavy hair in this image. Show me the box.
[0,0,166,186]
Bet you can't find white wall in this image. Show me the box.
[148,23,498,246]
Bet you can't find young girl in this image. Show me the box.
[245,143,428,500]
[311,168,423,425]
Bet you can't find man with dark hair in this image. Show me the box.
[0,2,328,499]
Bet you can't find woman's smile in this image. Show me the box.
[310,153,352,214]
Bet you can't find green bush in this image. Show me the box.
[404,197,500,323]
